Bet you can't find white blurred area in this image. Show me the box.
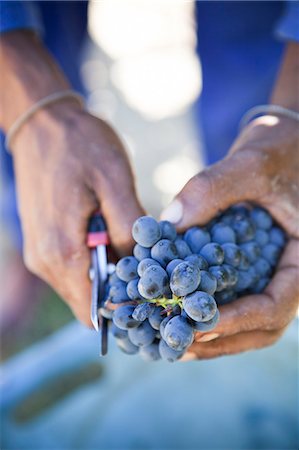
[81,0,203,216]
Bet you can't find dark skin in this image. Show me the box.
[1,31,298,356]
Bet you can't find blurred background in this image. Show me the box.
[0,1,298,449]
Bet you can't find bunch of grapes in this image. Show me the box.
[102,205,286,362]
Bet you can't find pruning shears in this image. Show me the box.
[87,212,110,356]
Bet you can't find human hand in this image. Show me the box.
[161,116,299,359]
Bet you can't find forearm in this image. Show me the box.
[271,42,299,111]
[0,30,71,131]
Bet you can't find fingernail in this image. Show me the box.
[196,333,220,343]
[160,199,183,224]
[179,352,197,362]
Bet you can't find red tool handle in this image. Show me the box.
[87,212,109,248]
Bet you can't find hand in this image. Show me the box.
[12,104,144,325]
[161,116,299,359]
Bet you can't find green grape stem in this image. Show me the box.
[138,295,183,310]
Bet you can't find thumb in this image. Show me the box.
[160,150,267,230]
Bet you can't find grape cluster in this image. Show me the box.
[103,206,286,362]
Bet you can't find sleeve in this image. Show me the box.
[275,1,299,42]
[0,1,43,34]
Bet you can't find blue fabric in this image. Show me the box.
[0,1,42,34]
[276,1,299,41]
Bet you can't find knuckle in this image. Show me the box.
[23,248,40,273]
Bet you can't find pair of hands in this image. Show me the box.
[12,103,299,360]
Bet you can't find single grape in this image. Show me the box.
[240,241,261,263]
[139,340,161,361]
[233,217,255,243]
[214,289,237,306]
[108,272,124,286]
[250,207,272,230]
[197,270,217,295]
[138,265,169,299]
[222,264,238,287]
[151,239,179,267]
[235,267,257,292]
[192,309,220,331]
[170,262,201,297]
[126,278,142,300]
[133,244,151,262]
[183,291,217,322]
[164,315,194,351]
[132,302,154,321]
[137,258,160,277]
[269,227,286,247]
[209,266,229,292]
[159,220,177,241]
[238,250,250,270]
[99,306,114,320]
[184,227,211,253]
[185,254,209,270]
[128,320,156,347]
[108,282,130,303]
[148,306,165,330]
[262,243,281,266]
[132,216,162,247]
[254,258,272,278]
[160,314,177,340]
[250,277,270,294]
[200,243,224,266]
[166,258,184,277]
[211,223,236,244]
[110,323,128,340]
[116,256,138,282]
[254,229,269,247]
[174,238,192,259]
[159,339,184,362]
[221,243,242,267]
[116,337,139,355]
[112,305,141,330]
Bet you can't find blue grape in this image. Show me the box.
[192,309,220,331]
[108,282,130,303]
[139,341,161,361]
[108,272,124,286]
[132,216,162,247]
[200,243,224,266]
[159,339,184,362]
[151,239,179,266]
[170,262,201,297]
[250,277,270,294]
[166,258,184,277]
[126,278,142,300]
[198,270,217,295]
[148,306,165,330]
[230,205,250,218]
[116,256,138,282]
[214,289,237,305]
[132,302,154,321]
[99,306,114,320]
[262,243,281,266]
[174,238,192,259]
[233,217,255,243]
[209,266,229,292]
[183,291,217,322]
[250,207,272,230]
[110,323,128,340]
[159,220,177,241]
[222,264,238,287]
[211,223,236,244]
[116,337,139,355]
[185,254,209,270]
[133,244,151,261]
[113,305,141,330]
[164,315,194,351]
[184,227,211,253]
[221,243,242,267]
[138,265,169,299]
[238,250,250,270]
[160,314,177,340]
[269,227,286,247]
[235,267,258,292]
[240,241,261,263]
[128,320,156,346]
[137,258,160,277]
[254,258,272,278]
[254,229,269,246]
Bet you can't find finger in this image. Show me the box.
[195,239,299,342]
[160,150,267,230]
[181,328,284,361]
